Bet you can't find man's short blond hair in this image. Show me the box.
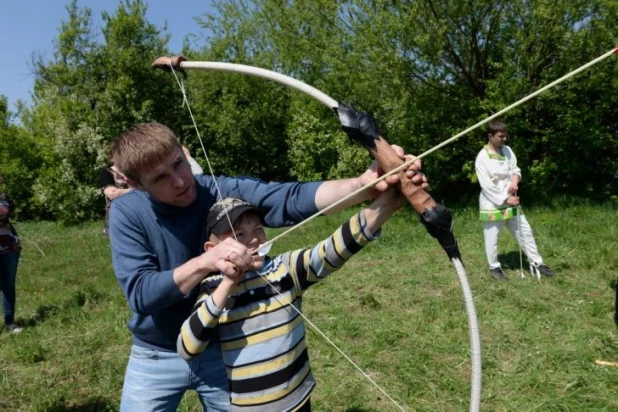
[111,123,182,182]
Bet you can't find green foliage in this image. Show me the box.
[5,0,618,221]
[0,96,43,218]
[97,0,185,137]
[287,108,368,181]
[31,122,107,223]
[197,0,618,201]
[17,0,185,222]
[178,61,294,180]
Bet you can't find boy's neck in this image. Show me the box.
[487,143,502,153]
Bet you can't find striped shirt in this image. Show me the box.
[177,212,378,411]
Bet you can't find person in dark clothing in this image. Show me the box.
[0,172,23,333]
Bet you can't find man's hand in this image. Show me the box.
[358,145,429,197]
[174,237,257,295]
[315,146,428,213]
[507,183,519,195]
[506,195,520,206]
[205,238,254,279]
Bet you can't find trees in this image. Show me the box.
[21,0,182,222]
[5,0,617,222]
[193,0,618,201]
[0,97,42,218]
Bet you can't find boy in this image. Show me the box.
[474,119,555,280]
[178,191,405,411]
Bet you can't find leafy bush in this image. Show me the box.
[31,122,107,223]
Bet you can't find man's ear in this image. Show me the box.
[124,177,142,190]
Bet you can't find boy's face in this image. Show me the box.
[129,147,196,207]
[488,131,508,147]
[210,212,267,251]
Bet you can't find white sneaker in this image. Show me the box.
[6,323,24,333]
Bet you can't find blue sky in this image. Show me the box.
[0,0,215,111]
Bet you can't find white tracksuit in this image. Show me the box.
[475,145,544,269]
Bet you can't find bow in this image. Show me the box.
[152,46,617,411]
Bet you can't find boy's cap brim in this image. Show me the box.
[206,198,264,235]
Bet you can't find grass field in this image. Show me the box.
[1,201,617,411]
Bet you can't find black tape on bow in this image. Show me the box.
[336,103,381,150]
[419,204,462,261]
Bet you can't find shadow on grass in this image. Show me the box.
[22,304,59,327]
[499,251,528,270]
[20,291,90,328]
[46,397,115,411]
[500,251,569,272]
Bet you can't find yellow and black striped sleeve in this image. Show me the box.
[289,211,380,290]
[177,285,223,361]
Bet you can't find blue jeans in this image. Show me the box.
[120,342,230,411]
[0,251,20,325]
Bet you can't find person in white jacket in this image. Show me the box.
[475,120,555,280]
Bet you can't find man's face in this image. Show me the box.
[133,148,196,207]
[488,131,508,147]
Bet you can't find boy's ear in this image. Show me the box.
[204,240,216,252]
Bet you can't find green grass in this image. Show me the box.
[1,202,617,411]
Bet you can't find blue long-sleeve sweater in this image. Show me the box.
[109,174,321,350]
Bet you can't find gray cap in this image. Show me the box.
[206,197,263,235]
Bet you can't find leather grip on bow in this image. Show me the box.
[152,56,187,72]
[337,103,461,260]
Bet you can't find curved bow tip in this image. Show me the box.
[152,56,187,71]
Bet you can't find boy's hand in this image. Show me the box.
[374,187,406,211]
[363,187,406,234]
[252,253,265,271]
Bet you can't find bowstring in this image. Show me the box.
[168,64,407,412]
[169,66,238,243]
[250,262,407,411]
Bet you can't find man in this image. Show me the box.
[474,119,555,281]
[109,122,426,411]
